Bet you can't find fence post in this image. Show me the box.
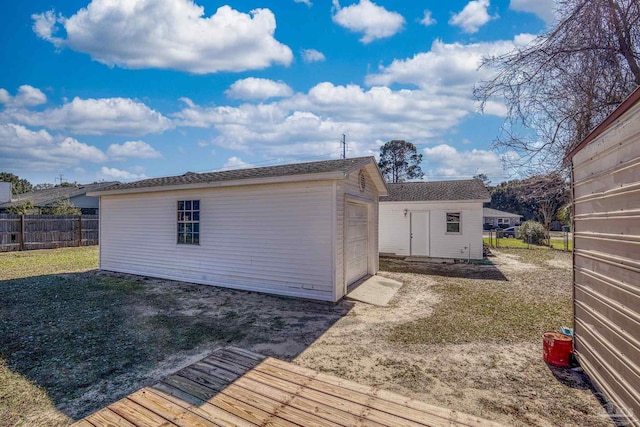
[77,215,82,247]
[19,215,25,251]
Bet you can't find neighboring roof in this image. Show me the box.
[566,86,640,161]
[380,180,490,202]
[0,182,118,208]
[90,157,388,196]
[483,207,522,218]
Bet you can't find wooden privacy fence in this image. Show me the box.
[0,214,99,252]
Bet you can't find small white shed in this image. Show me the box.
[379,180,490,259]
[89,157,387,302]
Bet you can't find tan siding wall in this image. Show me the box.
[335,167,379,299]
[572,101,640,423]
[379,201,484,259]
[100,181,336,301]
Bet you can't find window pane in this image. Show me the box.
[185,223,192,233]
[193,233,199,244]
[446,213,460,223]
[185,200,191,210]
[193,200,199,210]
[178,233,185,244]
[178,212,184,221]
[178,224,185,233]
[447,223,460,233]
[193,212,200,221]
[178,201,184,210]
[193,223,199,233]
[184,212,191,221]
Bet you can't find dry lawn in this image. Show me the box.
[0,246,615,427]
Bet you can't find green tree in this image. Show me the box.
[378,140,424,183]
[0,172,33,195]
[7,201,40,215]
[42,199,81,215]
[473,173,491,188]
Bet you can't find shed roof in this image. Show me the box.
[566,86,640,161]
[90,157,388,196]
[0,182,118,208]
[380,179,490,202]
[483,207,522,218]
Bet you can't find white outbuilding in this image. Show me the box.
[89,157,387,302]
[379,180,490,259]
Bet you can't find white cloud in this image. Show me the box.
[294,0,312,6]
[32,0,293,74]
[449,0,494,34]
[0,85,47,107]
[100,166,146,181]
[225,78,293,100]
[420,10,436,26]
[3,97,172,136]
[422,144,505,179]
[221,156,254,170]
[173,82,479,158]
[0,123,107,172]
[332,0,405,43]
[107,140,163,159]
[365,36,530,99]
[509,0,556,24]
[301,49,326,63]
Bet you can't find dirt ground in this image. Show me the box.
[1,247,616,426]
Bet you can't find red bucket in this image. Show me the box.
[543,331,572,367]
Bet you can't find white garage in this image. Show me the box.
[90,157,387,302]
[379,180,490,260]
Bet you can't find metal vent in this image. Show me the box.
[358,171,366,192]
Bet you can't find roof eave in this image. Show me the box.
[88,171,349,196]
[565,85,640,161]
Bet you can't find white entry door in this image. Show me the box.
[345,202,369,285]
[410,211,429,256]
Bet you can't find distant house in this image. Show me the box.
[0,182,117,215]
[379,180,490,259]
[565,87,640,424]
[483,207,522,228]
[88,157,388,302]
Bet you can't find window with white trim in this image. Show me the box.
[177,200,200,244]
[498,218,510,225]
[446,212,461,233]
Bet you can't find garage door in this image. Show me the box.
[345,202,369,285]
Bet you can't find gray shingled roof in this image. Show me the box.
[380,180,490,202]
[0,182,118,208]
[93,157,376,192]
[483,207,522,218]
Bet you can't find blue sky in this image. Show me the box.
[0,0,554,185]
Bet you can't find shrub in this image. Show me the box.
[519,220,546,245]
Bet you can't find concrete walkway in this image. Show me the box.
[346,275,403,306]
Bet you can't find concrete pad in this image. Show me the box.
[346,276,403,306]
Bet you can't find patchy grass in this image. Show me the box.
[0,246,352,424]
[389,282,571,345]
[0,360,71,427]
[484,237,573,251]
[0,246,98,280]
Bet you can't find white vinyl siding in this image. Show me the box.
[379,201,484,259]
[100,181,336,300]
[335,166,379,299]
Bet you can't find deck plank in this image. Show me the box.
[234,374,388,427]
[220,384,343,427]
[109,398,175,426]
[145,386,257,427]
[262,358,504,427]
[127,389,220,427]
[72,347,506,427]
[86,408,138,426]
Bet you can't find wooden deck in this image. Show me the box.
[72,347,505,427]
